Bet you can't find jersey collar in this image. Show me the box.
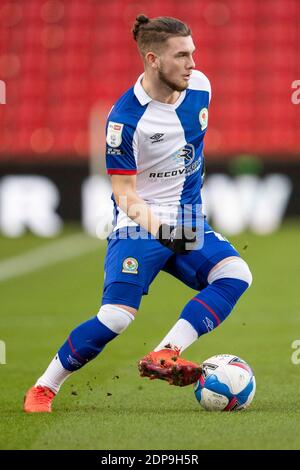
[134,73,187,109]
[134,73,152,106]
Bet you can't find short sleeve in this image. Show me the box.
[105,120,137,175]
[188,70,211,104]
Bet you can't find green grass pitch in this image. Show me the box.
[0,221,299,450]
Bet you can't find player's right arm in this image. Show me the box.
[111,173,161,237]
[111,174,197,254]
[105,118,196,253]
[106,119,161,236]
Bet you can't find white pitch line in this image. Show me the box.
[0,233,101,283]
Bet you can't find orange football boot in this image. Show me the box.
[23,385,56,413]
[138,347,202,387]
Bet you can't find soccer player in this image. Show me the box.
[24,14,252,412]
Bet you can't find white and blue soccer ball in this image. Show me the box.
[194,354,256,411]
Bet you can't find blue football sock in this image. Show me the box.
[58,316,117,371]
[180,278,249,337]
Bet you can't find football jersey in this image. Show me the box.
[105,69,211,231]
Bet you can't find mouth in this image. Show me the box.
[183,74,191,81]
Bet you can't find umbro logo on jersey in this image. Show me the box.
[150,133,164,143]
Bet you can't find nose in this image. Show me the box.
[188,55,195,69]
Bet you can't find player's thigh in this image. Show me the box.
[163,222,240,290]
[102,229,172,309]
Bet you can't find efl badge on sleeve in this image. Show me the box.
[106,121,124,148]
[199,108,208,131]
[122,257,138,274]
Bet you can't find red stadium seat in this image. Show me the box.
[0,0,299,161]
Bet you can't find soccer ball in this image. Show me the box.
[194,354,256,411]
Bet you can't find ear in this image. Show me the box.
[144,51,159,69]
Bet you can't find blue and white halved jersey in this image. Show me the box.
[105,69,211,231]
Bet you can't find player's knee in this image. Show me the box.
[113,304,138,316]
[208,257,253,288]
[240,260,253,287]
[97,304,136,334]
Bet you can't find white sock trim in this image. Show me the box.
[208,257,252,286]
[35,355,72,394]
[97,304,135,334]
[154,319,198,353]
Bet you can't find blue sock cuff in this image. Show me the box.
[58,315,118,371]
[180,277,249,337]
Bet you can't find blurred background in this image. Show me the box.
[0,0,300,238]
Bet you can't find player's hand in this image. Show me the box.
[156,224,197,254]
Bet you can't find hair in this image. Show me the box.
[132,14,191,56]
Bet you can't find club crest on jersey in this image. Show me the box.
[199,107,208,131]
[122,257,138,274]
[106,121,124,148]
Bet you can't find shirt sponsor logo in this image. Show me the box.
[149,159,201,179]
[171,144,195,167]
[106,121,124,148]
